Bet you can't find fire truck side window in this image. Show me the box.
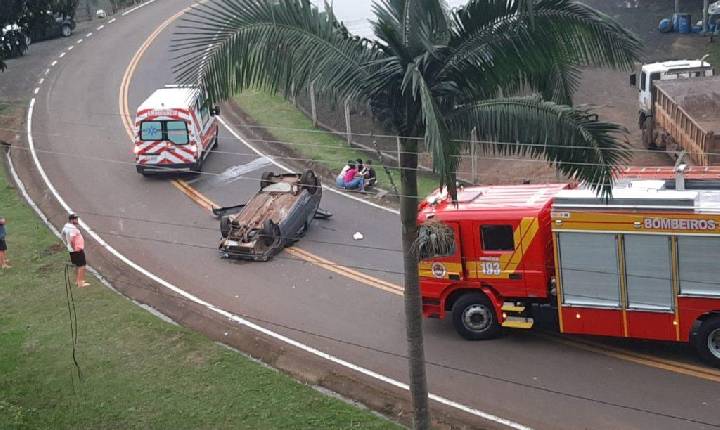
[678,237,720,297]
[481,225,514,251]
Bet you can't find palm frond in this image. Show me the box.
[449,96,632,197]
[438,0,641,102]
[171,0,382,106]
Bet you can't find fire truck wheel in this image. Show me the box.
[220,216,231,238]
[261,219,281,246]
[452,293,501,340]
[694,317,720,367]
[300,170,319,194]
[260,172,275,190]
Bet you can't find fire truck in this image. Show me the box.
[418,166,720,367]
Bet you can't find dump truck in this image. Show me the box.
[418,168,720,367]
[630,60,720,165]
[217,170,330,261]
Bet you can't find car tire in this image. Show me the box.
[693,316,720,368]
[61,24,72,37]
[451,293,501,340]
[220,216,231,238]
[300,170,318,194]
[260,171,274,190]
[261,219,280,246]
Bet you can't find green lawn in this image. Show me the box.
[233,90,440,198]
[0,160,399,430]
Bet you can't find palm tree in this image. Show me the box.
[173,1,639,427]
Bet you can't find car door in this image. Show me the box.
[473,219,526,297]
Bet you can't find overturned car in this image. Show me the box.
[216,170,330,261]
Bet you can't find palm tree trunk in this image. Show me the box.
[399,137,430,429]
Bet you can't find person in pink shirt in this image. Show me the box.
[343,162,365,192]
[61,214,89,288]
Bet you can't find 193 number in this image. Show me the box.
[481,262,501,275]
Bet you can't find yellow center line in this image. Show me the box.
[116,3,720,383]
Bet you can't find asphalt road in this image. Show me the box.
[9,1,720,429]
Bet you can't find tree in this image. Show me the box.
[172,1,640,427]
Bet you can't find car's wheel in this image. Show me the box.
[693,316,720,368]
[220,216,231,238]
[300,170,319,194]
[451,293,501,340]
[261,219,281,246]
[260,171,274,190]
[61,24,72,37]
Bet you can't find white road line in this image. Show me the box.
[86,32,93,37]
[122,0,158,16]
[67,45,73,51]
[50,60,57,67]
[77,39,83,44]
[217,117,401,215]
[108,18,117,24]
[25,98,529,429]
[97,25,105,31]
[59,52,66,58]
[38,78,44,85]
[33,87,40,95]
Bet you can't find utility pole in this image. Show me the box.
[704,0,709,33]
[675,0,680,14]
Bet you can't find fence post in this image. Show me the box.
[290,82,296,106]
[471,127,478,184]
[396,136,402,169]
[309,81,317,127]
[344,97,352,145]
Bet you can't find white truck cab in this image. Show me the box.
[630,59,714,124]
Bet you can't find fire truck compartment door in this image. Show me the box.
[418,222,464,282]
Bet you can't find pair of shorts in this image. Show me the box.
[0,239,6,251]
[69,250,86,267]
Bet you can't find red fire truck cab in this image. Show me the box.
[418,175,720,367]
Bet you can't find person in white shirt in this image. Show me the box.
[61,214,89,288]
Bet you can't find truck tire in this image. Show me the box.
[693,316,720,368]
[260,171,275,190]
[220,216,231,238]
[261,219,280,246]
[451,293,501,340]
[300,170,319,194]
[61,24,72,37]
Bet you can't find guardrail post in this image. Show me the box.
[309,81,318,127]
[471,127,478,184]
[344,97,352,145]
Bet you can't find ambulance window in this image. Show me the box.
[140,121,162,140]
[166,121,189,145]
[481,225,514,251]
[678,237,720,297]
[640,72,646,91]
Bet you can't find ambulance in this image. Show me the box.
[418,166,720,366]
[134,86,220,175]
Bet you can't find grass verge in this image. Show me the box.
[0,158,399,430]
[233,90,440,198]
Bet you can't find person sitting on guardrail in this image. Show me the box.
[343,162,365,192]
[336,160,354,188]
[363,160,377,187]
